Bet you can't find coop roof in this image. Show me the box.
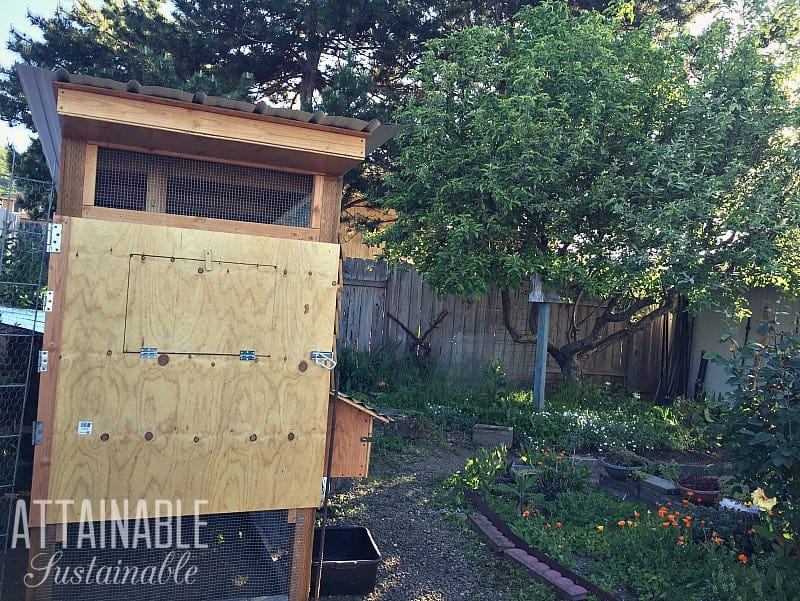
[330,391,392,424]
[17,64,401,181]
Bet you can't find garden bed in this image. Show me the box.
[449,446,798,601]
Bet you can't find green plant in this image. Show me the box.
[494,473,544,514]
[601,447,649,468]
[709,319,800,552]
[658,459,681,482]
[481,359,509,405]
[458,446,511,497]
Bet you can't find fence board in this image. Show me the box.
[339,259,666,391]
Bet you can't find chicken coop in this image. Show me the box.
[17,65,396,600]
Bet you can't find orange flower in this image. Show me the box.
[662,522,671,528]
[536,461,543,466]
[696,497,703,504]
[738,554,748,564]
[522,510,531,518]
[633,511,640,518]
[678,535,685,543]
[617,520,626,527]
[555,522,562,528]
[682,499,689,506]
[667,514,676,522]
[658,507,668,518]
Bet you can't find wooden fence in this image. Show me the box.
[338,259,667,392]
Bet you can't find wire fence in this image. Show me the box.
[0,172,53,600]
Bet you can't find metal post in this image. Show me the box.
[533,302,550,409]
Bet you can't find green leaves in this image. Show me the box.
[373,1,800,319]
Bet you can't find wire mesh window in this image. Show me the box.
[95,148,314,228]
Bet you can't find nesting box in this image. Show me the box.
[19,66,396,600]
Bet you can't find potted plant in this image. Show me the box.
[676,474,721,505]
[599,448,649,481]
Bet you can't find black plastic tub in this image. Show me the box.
[311,526,381,596]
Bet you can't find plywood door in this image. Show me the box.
[40,217,339,523]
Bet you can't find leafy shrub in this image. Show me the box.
[709,320,800,550]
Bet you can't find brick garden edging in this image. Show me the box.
[465,490,618,601]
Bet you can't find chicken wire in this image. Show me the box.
[26,509,301,601]
[94,148,314,228]
[0,173,52,600]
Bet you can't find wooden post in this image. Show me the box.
[533,302,550,410]
[289,507,315,601]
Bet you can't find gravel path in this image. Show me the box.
[321,438,527,601]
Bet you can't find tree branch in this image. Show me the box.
[501,290,536,344]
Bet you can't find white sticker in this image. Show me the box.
[77,421,93,436]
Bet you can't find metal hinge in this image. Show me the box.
[46,223,63,253]
[37,351,49,373]
[139,347,158,359]
[239,350,256,361]
[32,421,43,446]
[43,290,54,312]
[310,351,336,371]
[360,436,374,443]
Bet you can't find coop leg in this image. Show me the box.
[289,508,315,601]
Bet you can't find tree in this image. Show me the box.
[371,1,800,380]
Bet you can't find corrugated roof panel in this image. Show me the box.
[16,67,399,170]
[15,64,61,181]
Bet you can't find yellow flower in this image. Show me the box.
[596,525,604,532]
[751,487,778,511]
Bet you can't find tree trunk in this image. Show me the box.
[549,347,582,382]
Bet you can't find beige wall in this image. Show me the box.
[690,288,800,398]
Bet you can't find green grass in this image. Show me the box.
[337,348,709,454]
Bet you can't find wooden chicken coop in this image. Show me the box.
[18,65,395,601]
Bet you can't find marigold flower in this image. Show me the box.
[633,511,640,518]
[662,522,670,528]
[597,525,604,532]
[738,554,748,564]
[555,522,562,528]
[678,535,685,542]
[658,507,668,518]
[522,510,531,518]
[617,520,626,527]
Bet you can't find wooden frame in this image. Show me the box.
[29,215,71,527]
[56,85,367,174]
[60,140,334,243]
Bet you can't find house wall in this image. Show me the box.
[689,287,800,398]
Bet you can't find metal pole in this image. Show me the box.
[533,302,550,409]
